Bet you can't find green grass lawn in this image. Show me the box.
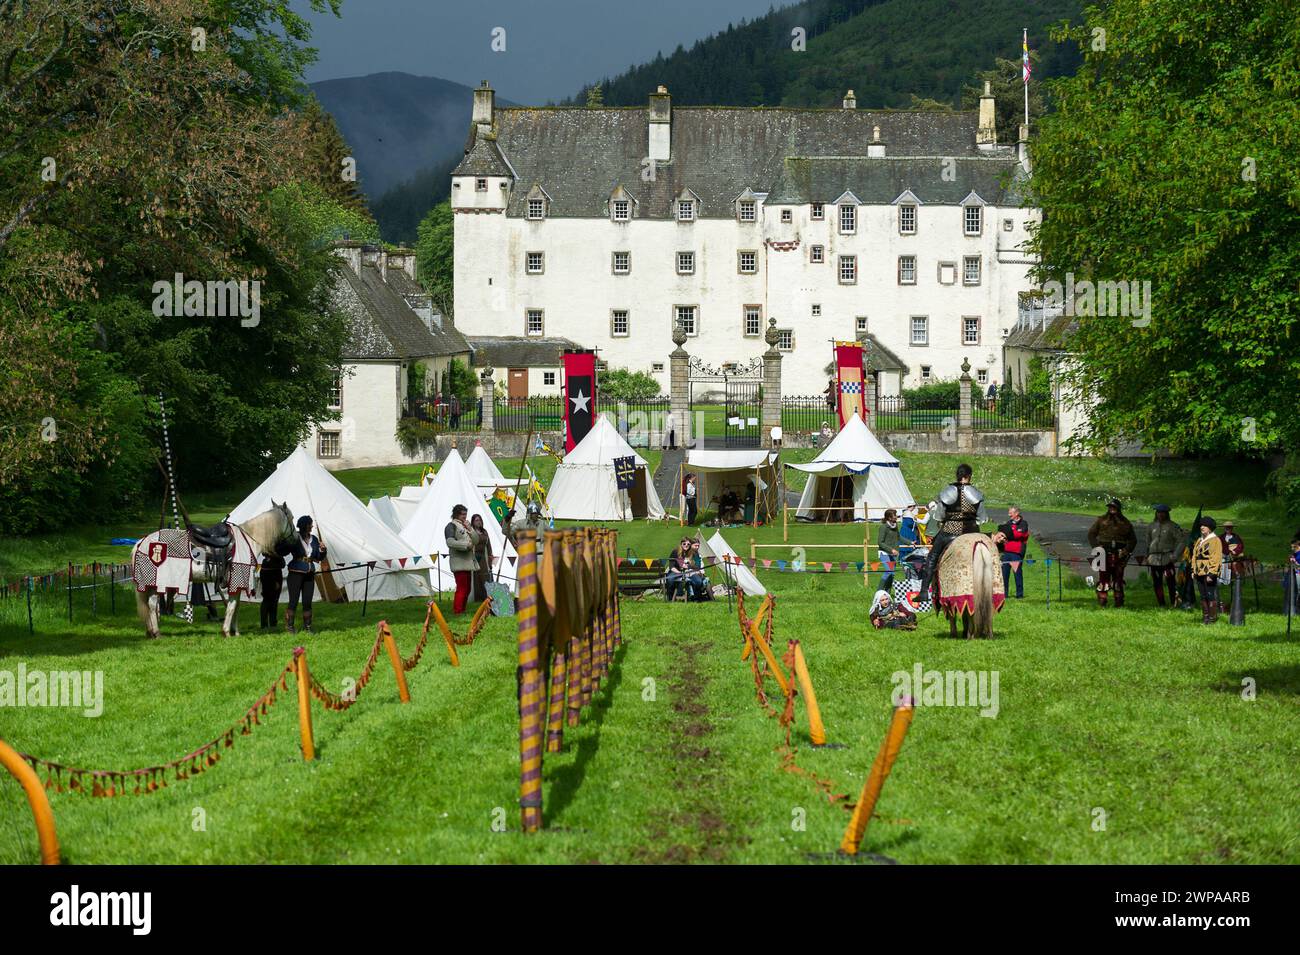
[2,539,1297,864]
[2,452,1296,865]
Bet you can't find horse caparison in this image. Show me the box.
[934,533,1003,639]
[134,503,296,638]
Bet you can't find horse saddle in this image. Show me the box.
[189,521,233,550]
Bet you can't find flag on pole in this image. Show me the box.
[561,350,597,452]
[1022,29,1031,83]
[834,341,866,427]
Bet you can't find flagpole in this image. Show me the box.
[1023,28,1030,128]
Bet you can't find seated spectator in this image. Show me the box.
[666,538,711,601]
[870,589,916,630]
[718,489,743,524]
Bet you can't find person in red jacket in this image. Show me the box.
[997,506,1030,598]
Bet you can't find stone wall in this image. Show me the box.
[782,429,1056,456]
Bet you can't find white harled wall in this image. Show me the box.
[452,173,1038,397]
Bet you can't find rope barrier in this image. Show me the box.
[14,617,440,796]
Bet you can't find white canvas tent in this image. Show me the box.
[548,415,666,521]
[684,449,780,526]
[229,447,430,601]
[400,451,519,593]
[788,413,914,521]
[698,530,765,597]
[465,443,510,495]
[365,451,459,532]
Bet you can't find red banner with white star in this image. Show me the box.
[562,350,597,452]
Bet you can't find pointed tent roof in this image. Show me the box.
[787,413,900,475]
[561,414,647,467]
[400,451,518,592]
[466,443,509,490]
[228,447,428,600]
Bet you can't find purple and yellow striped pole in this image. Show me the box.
[515,536,544,832]
[565,632,583,727]
[545,646,567,754]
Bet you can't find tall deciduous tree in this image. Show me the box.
[1028,0,1300,457]
[415,201,454,317]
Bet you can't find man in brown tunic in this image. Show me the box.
[1087,498,1137,608]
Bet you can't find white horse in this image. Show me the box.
[134,502,296,639]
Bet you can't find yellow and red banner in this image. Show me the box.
[834,341,865,427]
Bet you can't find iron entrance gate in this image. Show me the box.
[688,357,763,448]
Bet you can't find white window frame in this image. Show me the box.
[327,371,342,410]
[811,303,821,317]
[962,315,981,346]
[525,251,544,275]
[776,329,794,352]
[612,199,631,222]
[475,178,488,193]
[543,371,557,386]
[839,203,857,235]
[855,316,868,335]
[737,250,758,274]
[738,199,757,222]
[527,197,546,220]
[976,368,989,385]
[920,365,933,382]
[838,254,857,285]
[910,316,929,346]
[611,309,630,338]
[674,304,699,337]
[677,251,695,275]
[780,208,793,223]
[677,199,695,222]
[963,255,982,286]
[810,244,824,264]
[612,251,630,275]
[811,202,825,221]
[964,204,983,236]
[318,431,341,458]
[525,308,545,337]
[743,305,762,337]
[898,255,917,285]
[899,203,917,235]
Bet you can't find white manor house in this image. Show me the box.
[451,81,1037,397]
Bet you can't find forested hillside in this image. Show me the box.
[573,0,1082,109]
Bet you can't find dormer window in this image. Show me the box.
[738,199,756,222]
[677,199,695,222]
[525,184,551,220]
[839,203,857,234]
[527,198,545,220]
[964,205,983,235]
[899,204,917,235]
[780,209,792,224]
[475,178,488,193]
[612,199,631,222]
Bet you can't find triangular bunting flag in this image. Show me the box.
[384,559,392,569]
[772,560,782,570]
[822,562,832,572]
[644,558,654,568]
[398,557,408,568]
[856,562,864,571]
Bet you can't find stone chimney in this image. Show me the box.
[649,85,671,162]
[331,242,361,275]
[1018,123,1031,173]
[977,80,997,145]
[382,248,418,284]
[867,125,886,158]
[843,89,857,109]
[472,80,495,130]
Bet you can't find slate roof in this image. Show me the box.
[769,156,1023,206]
[864,335,908,373]
[453,106,1021,217]
[1005,312,1078,351]
[332,262,470,360]
[468,336,580,368]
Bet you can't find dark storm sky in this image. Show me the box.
[290,0,791,103]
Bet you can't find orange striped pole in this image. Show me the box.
[0,738,59,864]
[293,647,315,761]
[565,632,583,727]
[429,600,461,667]
[840,698,915,855]
[748,620,790,695]
[380,621,411,703]
[791,641,826,745]
[515,536,544,832]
